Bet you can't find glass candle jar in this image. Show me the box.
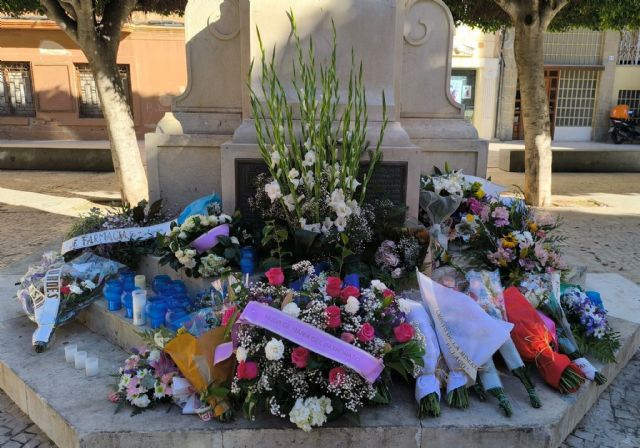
[64,344,77,363]
[85,357,99,377]
[74,350,87,369]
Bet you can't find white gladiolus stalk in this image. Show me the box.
[249,13,387,230]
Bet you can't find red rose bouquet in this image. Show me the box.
[221,264,425,430]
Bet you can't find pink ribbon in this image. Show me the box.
[190,224,230,254]
[214,301,384,383]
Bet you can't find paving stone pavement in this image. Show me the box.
[0,390,54,448]
[560,350,640,448]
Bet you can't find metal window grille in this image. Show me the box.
[544,30,603,65]
[617,90,640,122]
[76,64,132,118]
[617,30,640,65]
[0,62,36,117]
[555,70,599,127]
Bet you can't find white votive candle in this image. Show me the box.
[134,275,146,290]
[85,357,99,377]
[132,289,147,326]
[64,344,77,363]
[74,350,87,369]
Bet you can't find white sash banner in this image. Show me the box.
[61,221,173,255]
[32,267,62,347]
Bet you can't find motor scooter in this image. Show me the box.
[609,104,640,144]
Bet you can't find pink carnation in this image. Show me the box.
[491,207,509,227]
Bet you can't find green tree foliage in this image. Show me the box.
[444,1,640,32]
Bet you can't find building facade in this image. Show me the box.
[1,15,638,144]
[0,14,186,140]
[452,27,640,142]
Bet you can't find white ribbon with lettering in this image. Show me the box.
[61,221,173,255]
[32,267,62,348]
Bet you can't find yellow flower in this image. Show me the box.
[528,221,538,233]
[474,188,485,199]
[502,234,517,249]
[176,327,187,336]
[465,213,475,223]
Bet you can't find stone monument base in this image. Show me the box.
[1,254,639,448]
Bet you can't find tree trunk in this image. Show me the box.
[513,21,552,207]
[90,56,149,206]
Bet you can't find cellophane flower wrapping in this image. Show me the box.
[16,251,123,350]
[466,270,526,372]
[416,271,513,393]
[503,286,583,391]
[518,273,579,355]
[419,191,462,251]
[401,298,442,402]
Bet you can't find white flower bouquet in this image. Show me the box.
[158,203,241,278]
[16,251,123,351]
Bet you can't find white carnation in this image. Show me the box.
[236,346,248,363]
[69,284,83,295]
[81,279,96,290]
[131,394,150,408]
[370,280,388,292]
[283,302,301,318]
[344,296,360,314]
[264,338,284,361]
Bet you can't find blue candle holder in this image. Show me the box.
[240,246,256,276]
[152,275,172,294]
[119,270,136,293]
[103,279,122,311]
[147,298,169,329]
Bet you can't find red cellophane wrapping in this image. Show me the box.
[503,287,584,391]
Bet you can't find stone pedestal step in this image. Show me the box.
[498,145,640,172]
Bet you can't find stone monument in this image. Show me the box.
[145,0,487,217]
